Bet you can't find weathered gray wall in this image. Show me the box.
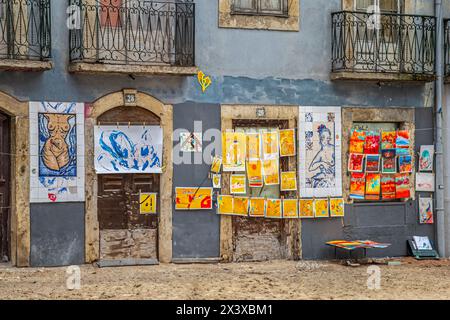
[302,107,436,260]
[30,203,85,267]
[172,102,221,259]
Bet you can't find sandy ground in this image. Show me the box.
[1,257,450,300]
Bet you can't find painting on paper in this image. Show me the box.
[364,132,380,154]
[381,175,396,200]
[299,106,342,198]
[349,129,366,154]
[230,174,246,194]
[180,132,202,153]
[175,187,212,210]
[262,158,280,185]
[139,193,157,214]
[348,153,364,172]
[280,171,297,191]
[283,199,298,218]
[419,197,434,224]
[246,133,261,160]
[38,113,77,177]
[314,199,329,218]
[279,129,296,157]
[398,155,412,173]
[94,126,163,174]
[262,131,279,160]
[233,197,249,216]
[249,198,266,217]
[416,172,435,192]
[212,174,221,189]
[329,198,344,217]
[381,150,397,174]
[210,156,222,173]
[217,195,234,215]
[365,173,381,200]
[222,131,246,172]
[247,160,263,188]
[349,172,365,200]
[265,199,282,219]
[299,199,314,218]
[365,155,380,173]
[395,174,411,199]
[419,145,434,172]
[396,130,410,155]
[381,131,396,150]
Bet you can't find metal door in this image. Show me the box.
[0,112,10,262]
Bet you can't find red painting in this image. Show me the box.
[381,175,396,200]
[348,153,365,172]
[350,172,365,200]
[364,133,380,154]
[395,173,411,199]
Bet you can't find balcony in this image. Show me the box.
[0,0,52,71]
[331,11,435,82]
[68,0,197,76]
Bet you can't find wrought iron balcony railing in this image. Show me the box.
[445,19,450,77]
[0,0,51,61]
[331,11,435,76]
[69,0,195,67]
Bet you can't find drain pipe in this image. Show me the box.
[435,0,446,258]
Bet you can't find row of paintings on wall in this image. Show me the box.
[350,173,411,200]
[349,129,411,155]
[217,196,344,219]
[348,153,412,174]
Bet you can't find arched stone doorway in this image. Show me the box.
[85,90,173,264]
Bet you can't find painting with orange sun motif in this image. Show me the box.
[279,129,296,157]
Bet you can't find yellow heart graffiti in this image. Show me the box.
[197,71,212,93]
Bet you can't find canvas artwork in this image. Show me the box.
[30,102,85,203]
[349,129,366,154]
[381,131,396,150]
[416,172,435,192]
[233,197,250,216]
[364,132,380,154]
[413,236,433,250]
[217,195,234,215]
[365,173,381,200]
[94,126,163,174]
[381,150,397,174]
[419,145,434,172]
[212,174,221,189]
[139,193,157,214]
[280,171,297,191]
[262,131,279,160]
[348,153,365,172]
[222,131,246,172]
[175,188,213,210]
[314,199,329,218]
[262,158,280,185]
[330,198,344,217]
[246,133,261,160]
[398,155,412,173]
[211,156,222,173]
[265,199,282,219]
[349,172,365,200]
[279,129,296,157]
[381,175,396,200]
[283,199,299,218]
[230,174,247,194]
[365,155,381,173]
[249,198,266,217]
[299,199,314,218]
[299,107,342,198]
[247,160,263,188]
[419,197,434,224]
[180,132,202,153]
[395,173,411,199]
[396,130,410,155]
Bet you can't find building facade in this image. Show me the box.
[0,0,448,267]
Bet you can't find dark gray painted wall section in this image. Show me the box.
[30,203,85,267]
[172,102,221,258]
[302,107,436,260]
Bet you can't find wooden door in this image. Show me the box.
[0,112,10,262]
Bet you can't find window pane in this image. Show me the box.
[355,0,373,11]
[260,0,282,11]
[234,0,257,11]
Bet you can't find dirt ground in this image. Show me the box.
[1,257,450,300]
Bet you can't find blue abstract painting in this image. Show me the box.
[38,113,77,177]
[94,126,163,174]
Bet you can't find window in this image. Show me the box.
[232,0,288,17]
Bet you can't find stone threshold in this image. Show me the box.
[68,62,199,76]
[331,71,435,82]
[95,259,159,268]
[172,257,223,264]
[0,59,53,72]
